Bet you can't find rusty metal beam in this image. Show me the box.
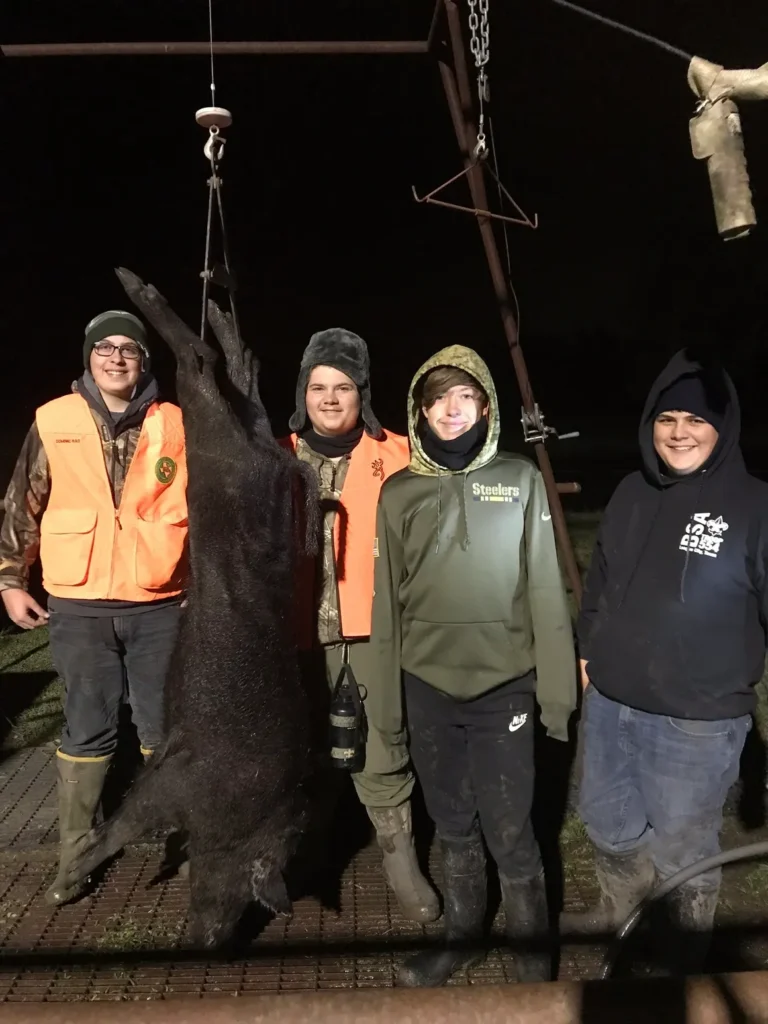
[439,0,583,606]
[0,40,429,58]
[5,973,768,1022]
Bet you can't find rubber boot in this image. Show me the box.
[560,844,655,937]
[44,755,111,906]
[367,803,440,923]
[659,884,718,976]
[500,870,551,983]
[398,833,487,987]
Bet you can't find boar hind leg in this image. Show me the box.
[250,855,292,917]
[187,850,252,950]
[64,751,187,889]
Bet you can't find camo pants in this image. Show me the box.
[324,640,413,809]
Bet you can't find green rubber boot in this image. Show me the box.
[44,754,111,906]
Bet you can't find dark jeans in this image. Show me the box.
[48,605,182,759]
[404,672,541,880]
[579,685,750,892]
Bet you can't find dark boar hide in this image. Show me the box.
[66,268,321,949]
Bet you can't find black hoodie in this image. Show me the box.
[577,349,768,721]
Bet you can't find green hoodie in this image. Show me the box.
[371,345,576,742]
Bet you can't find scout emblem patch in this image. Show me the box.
[155,456,177,485]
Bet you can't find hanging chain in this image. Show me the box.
[468,0,490,159]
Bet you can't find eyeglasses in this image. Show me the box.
[92,342,143,361]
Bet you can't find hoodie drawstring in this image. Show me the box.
[435,472,443,553]
[434,472,471,553]
[461,472,470,550]
[679,475,707,604]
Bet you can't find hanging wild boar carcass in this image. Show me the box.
[65,268,321,949]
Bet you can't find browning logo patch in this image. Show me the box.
[155,456,177,485]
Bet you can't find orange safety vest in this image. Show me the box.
[36,394,188,602]
[282,430,410,641]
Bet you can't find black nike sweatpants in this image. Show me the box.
[404,671,541,880]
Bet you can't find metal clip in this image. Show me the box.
[474,133,488,160]
[521,404,580,445]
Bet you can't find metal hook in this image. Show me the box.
[204,126,226,163]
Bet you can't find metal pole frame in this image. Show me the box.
[437,0,582,603]
[1,0,583,603]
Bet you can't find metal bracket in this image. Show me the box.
[200,262,237,292]
[521,404,579,445]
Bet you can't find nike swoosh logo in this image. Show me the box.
[541,513,552,521]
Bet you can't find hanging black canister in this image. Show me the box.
[329,644,368,772]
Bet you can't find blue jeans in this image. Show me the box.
[579,685,750,892]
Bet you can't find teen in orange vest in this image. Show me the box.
[282,329,438,924]
[0,311,188,906]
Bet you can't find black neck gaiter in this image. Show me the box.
[301,424,364,458]
[420,417,488,471]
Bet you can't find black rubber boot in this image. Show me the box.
[45,755,111,906]
[658,884,718,976]
[560,845,655,937]
[398,833,487,987]
[500,870,551,983]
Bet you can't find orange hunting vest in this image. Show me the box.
[282,430,410,642]
[36,394,188,602]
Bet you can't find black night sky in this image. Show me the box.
[3,0,768,504]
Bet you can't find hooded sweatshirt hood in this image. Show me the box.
[638,347,742,488]
[577,348,768,721]
[407,345,499,476]
[74,371,160,438]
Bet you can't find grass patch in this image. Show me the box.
[0,628,53,674]
[95,911,185,951]
[733,864,768,902]
[1,676,64,750]
[0,625,64,751]
[560,814,596,889]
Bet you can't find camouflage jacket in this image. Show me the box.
[0,376,157,592]
[294,438,351,646]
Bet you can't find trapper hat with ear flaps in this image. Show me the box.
[289,328,383,438]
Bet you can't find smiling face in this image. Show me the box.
[653,410,719,475]
[305,365,361,437]
[420,366,489,442]
[89,335,143,404]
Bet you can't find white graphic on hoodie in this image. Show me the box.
[679,513,729,558]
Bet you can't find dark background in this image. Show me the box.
[2,0,768,506]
